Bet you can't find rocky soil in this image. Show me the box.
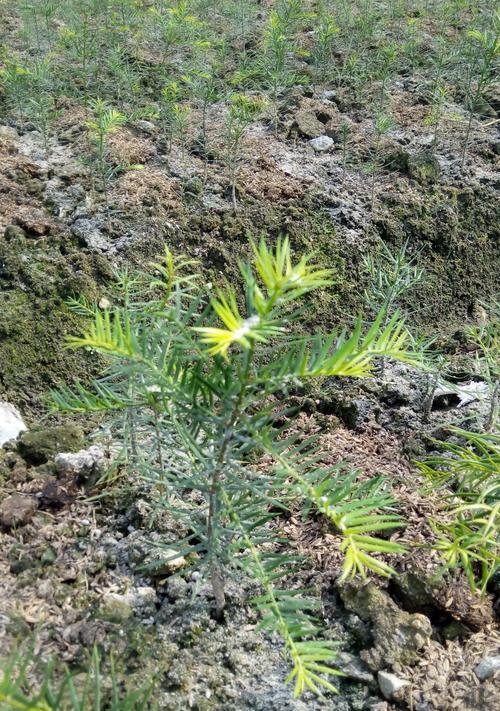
[1,360,499,709]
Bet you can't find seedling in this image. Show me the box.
[53,238,418,697]
[460,25,500,170]
[86,98,126,216]
[224,93,264,210]
[159,81,191,155]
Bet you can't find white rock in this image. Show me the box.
[0,402,27,446]
[309,135,334,152]
[320,90,337,102]
[54,445,106,479]
[433,380,489,409]
[474,656,500,680]
[377,671,410,700]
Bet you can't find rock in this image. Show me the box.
[166,576,189,601]
[133,586,158,616]
[336,652,374,683]
[136,120,156,135]
[320,90,337,103]
[0,125,19,141]
[0,493,38,529]
[340,582,432,671]
[100,592,134,623]
[407,150,440,184]
[291,110,325,138]
[17,424,84,465]
[0,402,27,446]
[377,671,410,700]
[71,218,110,252]
[474,656,500,681]
[15,208,52,236]
[368,703,389,711]
[319,393,374,428]
[309,135,334,152]
[54,445,107,482]
[143,548,187,577]
[432,380,488,410]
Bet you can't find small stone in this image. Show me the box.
[309,135,334,152]
[474,656,500,681]
[145,548,186,577]
[100,592,134,623]
[377,671,410,700]
[368,702,389,711]
[166,576,189,601]
[336,652,374,683]
[320,90,337,102]
[54,445,107,482]
[0,493,38,529]
[0,402,27,446]
[136,120,156,135]
[133,586,157,615]
[37,579,54,599]
[71,218,110,252]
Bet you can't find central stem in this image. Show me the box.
[206,346,254,616]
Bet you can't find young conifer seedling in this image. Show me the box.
[53,238,420,698]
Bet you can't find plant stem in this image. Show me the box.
[206,346,254,615]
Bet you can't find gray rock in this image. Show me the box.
[368,702,389,711]
[292,110,324,138]
[474,656,500,680]
[320,90,337,102]
[0,493,38,529]
[133,586,157,616]
[377,671,409,700]
[71,218,110,252]
[336,652,374,683]
[100,592,134,623]
[309,135,334,152]
[54,445,107,481]
[136,120,156,135]
[0,402,27,446]
[340,582,432,671]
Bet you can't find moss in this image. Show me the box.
[2,176,498,419]
[17,424,84,464]
[376,184,500,326]
[0,230,112,418]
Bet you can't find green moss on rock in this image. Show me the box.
[17,424,84,464]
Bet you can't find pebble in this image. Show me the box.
[377,671,410,700]
[309,135,334,152]
[0,493,38,529]
[474,656,500,680]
